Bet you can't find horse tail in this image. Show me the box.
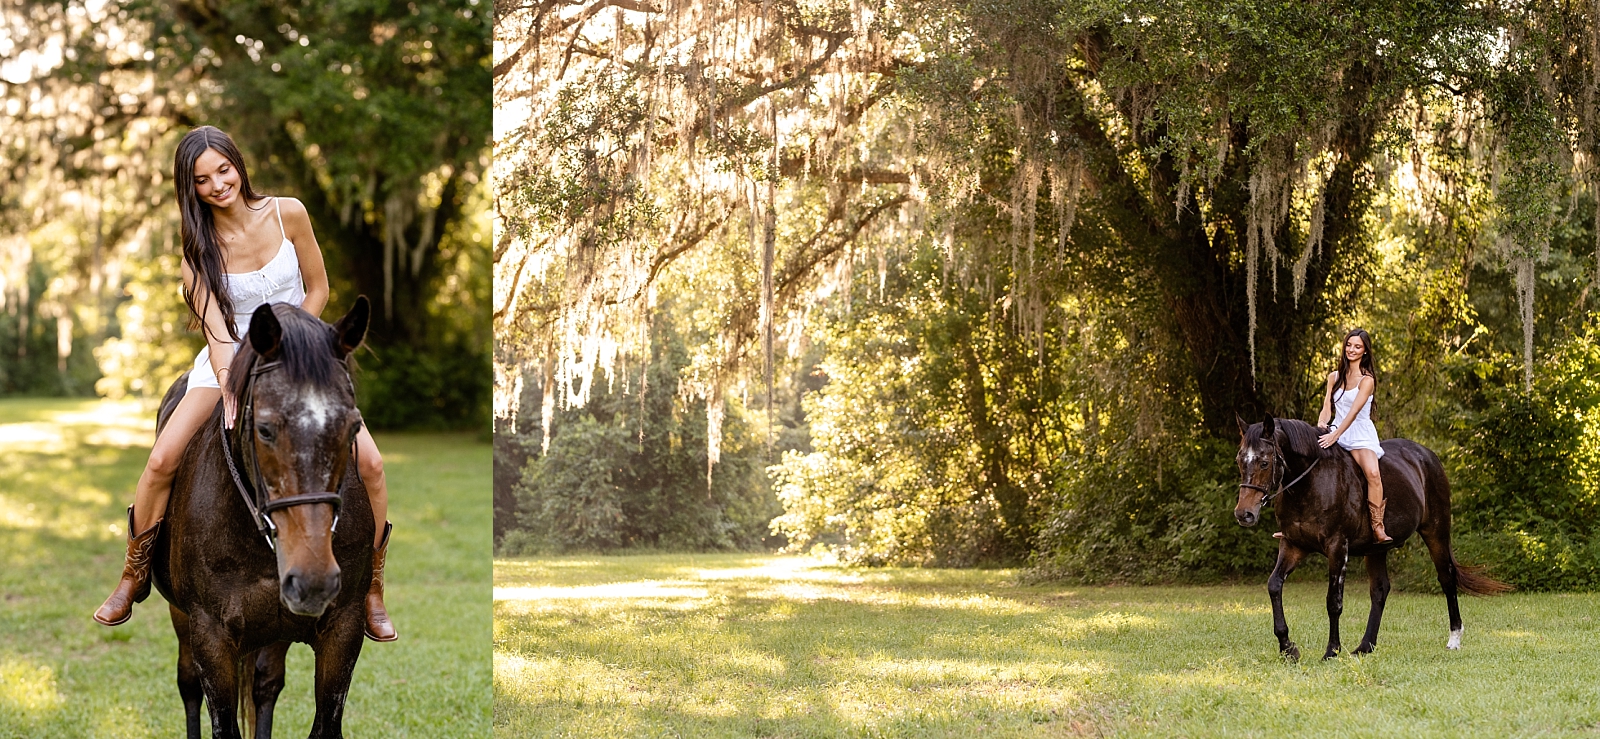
[238,649,259,739]
[1453,555,1514,596]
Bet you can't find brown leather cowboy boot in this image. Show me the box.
[365,521,398,642]
[94,507,162,626]
[1369,497,1394,544]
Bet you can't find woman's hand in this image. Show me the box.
[219,368,238,429]
[1318,429,1339,448]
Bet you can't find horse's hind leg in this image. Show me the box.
[1354,549,1391,654]
[1322,541,1349,660]
[252,642,291,739]
[1269,544,1308,661]
[1423,533,1464,649]
[170,604,204,739]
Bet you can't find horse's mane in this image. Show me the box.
[1249,417,1342,461]
[225,304,344,398]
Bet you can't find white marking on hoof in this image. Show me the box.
[1447,627,1462,650]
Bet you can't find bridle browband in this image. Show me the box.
[220,357,360,551]
[1238,437,1320,505]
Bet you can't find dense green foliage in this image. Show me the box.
[499,314,780,554]
[495,0,1600,585]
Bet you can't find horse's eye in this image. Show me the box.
[257,423,277,443]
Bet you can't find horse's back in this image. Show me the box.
[1379,437,1450,524]
[156,371,190,437]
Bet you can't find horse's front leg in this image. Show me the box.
[169,604,204,739]
[1268,543,1307,661]
[187,613,244,739]
[308,615,367,738]
[252,641,292,739]
[1354,549,1391,654]
[1324,540,1349,660]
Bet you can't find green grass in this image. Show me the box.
[0,398,491,738]
[495,552,1600,738]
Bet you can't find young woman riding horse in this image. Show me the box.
[94,126,398,642]
[1276,328,1391,543]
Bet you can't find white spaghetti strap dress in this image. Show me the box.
[186,197,307,393]
[1331,380,1384,460]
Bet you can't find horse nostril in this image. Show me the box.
[283,572,303,601]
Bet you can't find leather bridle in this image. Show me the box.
[220,358,360,552]
[1238,440,1319,506]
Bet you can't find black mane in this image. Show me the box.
[225,303,344,398]
[1249,417,1343,461]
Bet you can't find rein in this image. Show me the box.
[1239,445,1320,505]
[220,358,356,552]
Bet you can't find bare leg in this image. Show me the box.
[1351,448,1384,508]
[1351,448,1389,542]
[355,425,397,641]
[355,426,387,546]
[133,388,221,531]
[95,388,221,626]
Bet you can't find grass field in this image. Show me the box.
[0,398,491,738]
[495,552,1600,738]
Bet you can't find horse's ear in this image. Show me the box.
[1262,416,1276,439]
[1236,413,1248,439]
[249,304,282,359]
[332,295,370,358]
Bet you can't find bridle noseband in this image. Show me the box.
[220,358,359,551]
[1238,441,1319,505]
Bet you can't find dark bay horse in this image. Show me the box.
[1233,416,1509,661]
[151,298,372,738]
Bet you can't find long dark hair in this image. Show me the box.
[174,126,266,343]
[1333,327,1377,403]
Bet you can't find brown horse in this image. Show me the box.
[1233,416,1509,661]
[151,298,372,738]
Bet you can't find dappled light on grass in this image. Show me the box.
[0,400,152,454]
[0,656,64,717]
[496,553,1600,738]
[494,554,1119,736]
[495,582,710,601]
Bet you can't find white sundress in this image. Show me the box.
[186,198,307,392]
[1331,379,1384,460]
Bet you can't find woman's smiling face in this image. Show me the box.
[1344,334,1366,362]
[193,148,241,209]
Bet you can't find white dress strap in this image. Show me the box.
[275,197,286,240]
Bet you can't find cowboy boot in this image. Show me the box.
[93,507,162,626]
[365,521,398,642]
[1369,497,1394,544]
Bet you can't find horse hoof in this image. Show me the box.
[1322,649,1340,661]
[1353,644,1374,655]
[1281,644,1300,662]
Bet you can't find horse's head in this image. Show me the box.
[232,297,370,617]
[1234,414,1284,527]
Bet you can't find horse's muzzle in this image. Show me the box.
[1235,506,1260,527]
[280,566,341,616]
